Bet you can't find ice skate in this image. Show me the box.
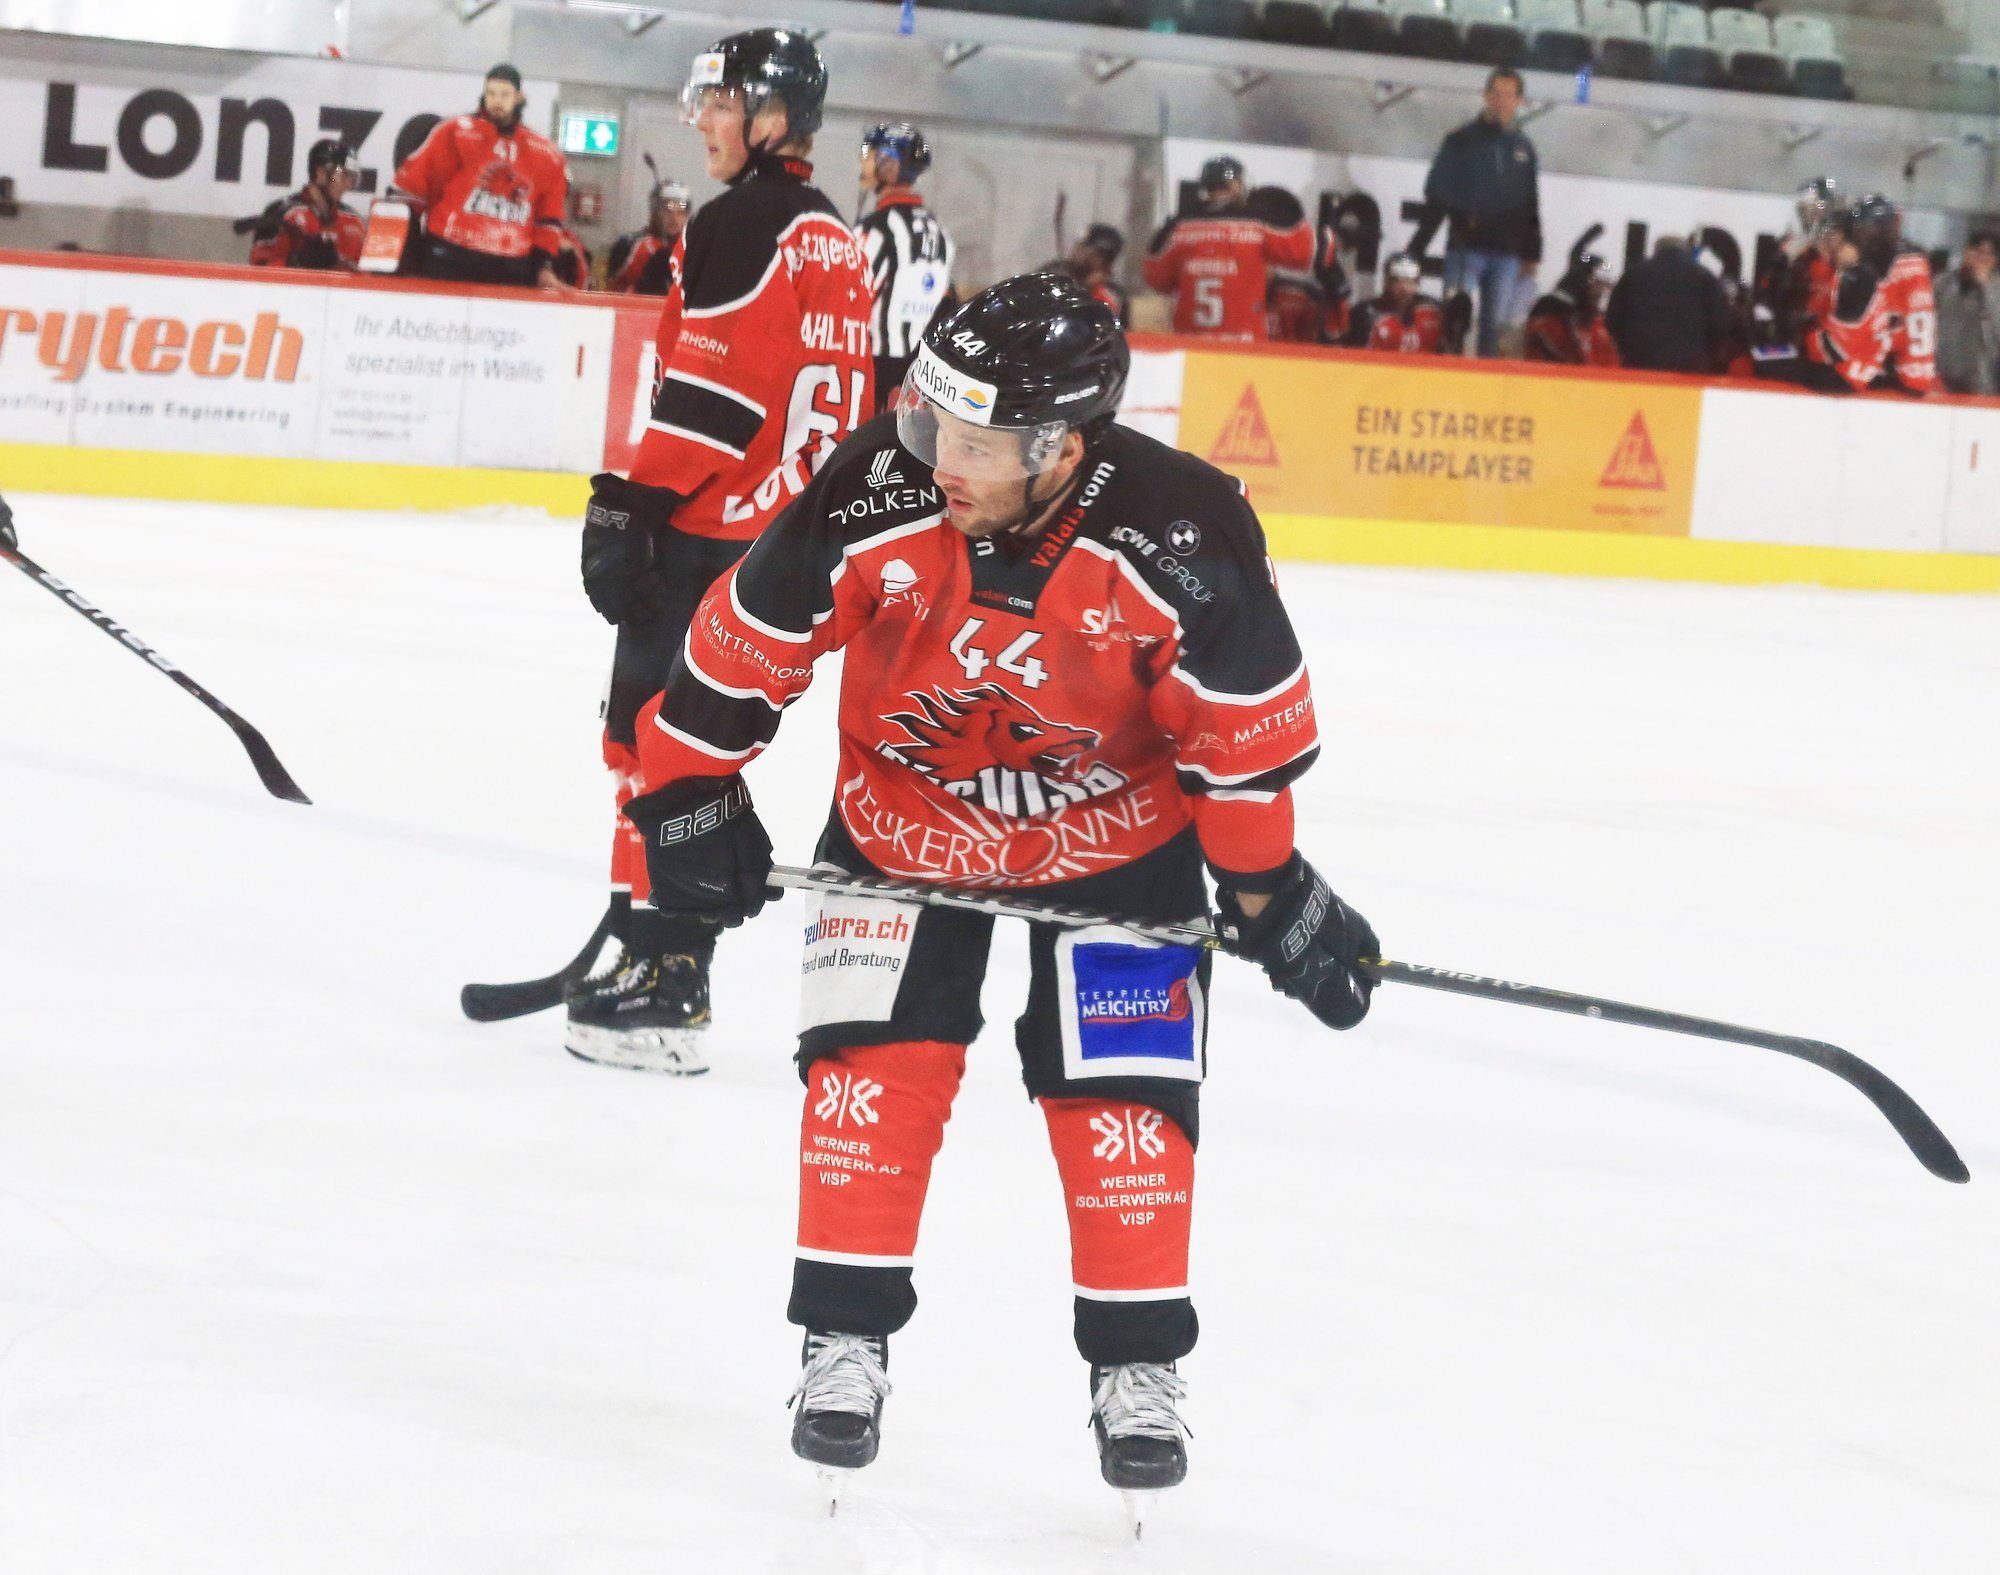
[789,1331,891,1510]
[1089,1361,1188,1536]
[561,949,711,1074]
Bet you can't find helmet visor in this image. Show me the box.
[893,366,1068,483]
[681,53,759,125]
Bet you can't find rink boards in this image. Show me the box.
[2,249,1996,593]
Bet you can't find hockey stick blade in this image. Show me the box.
[460,909,613,1022]
[765,866,1967,1184]
[2,534,310,804]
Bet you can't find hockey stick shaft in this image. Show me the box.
[766,865,1967,1184]
[2,542,311,804]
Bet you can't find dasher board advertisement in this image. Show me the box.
[0,257,614,474]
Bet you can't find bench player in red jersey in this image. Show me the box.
[561,29,874,1075]
[1343,254,1448,354]
[618,276,1380,1504]
[391,64,569,288]
[246,140,365,271]
[1142,158,1313,341]
[1808,195,1940,396]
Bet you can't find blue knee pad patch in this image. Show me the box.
[1055,926,1206,1084]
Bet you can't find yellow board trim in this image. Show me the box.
[6,442,1995,595]
[1263,514,2000,595]
[0,441,590,516]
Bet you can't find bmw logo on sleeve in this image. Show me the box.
[1166,521,1201,554]
[1055,928,1206,1083]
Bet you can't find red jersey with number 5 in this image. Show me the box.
[1143,210,1313,342]
[627,154,875,541]
[637,414,1320,889]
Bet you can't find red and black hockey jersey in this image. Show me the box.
[1344,295,1447,355]
[392,112,568,262]
[626,154,875,542]
[1524,295,1618,366]
[1879,249,1939,394]
[247,191,365,270]
[1142,207,1313,342]
[614,231,674,295]
[636,415,1318,889]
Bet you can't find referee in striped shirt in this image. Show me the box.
[856,123,956,411]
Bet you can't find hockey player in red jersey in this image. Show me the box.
[619,275,1379,1503]
[392,64,569,288]
[1342,254,1447,354]
[247,139,365,270]
[563,29,873,1074]
[611,179,691,295]
[1807,196,1939,395]
[1525,251,1619,367]
[1142,159,1313,341]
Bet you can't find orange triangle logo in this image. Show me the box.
[1208,384,1280,467]
[1599,411,1666,490]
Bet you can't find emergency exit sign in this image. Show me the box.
[559,113,621,157]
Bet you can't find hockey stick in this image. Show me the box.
[459,907,613,1022]
[1,515,311,805]
[766,865,1968,1184]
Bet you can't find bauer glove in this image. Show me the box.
[1216,853,1378,1031]
[580,472,680,626]
[622,774,773,929]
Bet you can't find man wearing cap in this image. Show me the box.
[248,139,365,270]
[392,64,570,288]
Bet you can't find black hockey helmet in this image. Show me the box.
[681,28,828,139]
[1080,222,1124,264]
[861,122,932,179]
[896,272,1128,479]
[1198,155,1245,196]
[1839,193,1901,268]
[307,138,358,178]
[1557,250,1611,299]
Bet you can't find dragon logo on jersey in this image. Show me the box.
[462,161,536,227]
[880,685,1128,817]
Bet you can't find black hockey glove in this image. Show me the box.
[621,774,773,929]
[581,472,680,626]
[1216,853,1379,1031]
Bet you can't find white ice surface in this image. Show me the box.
[1,494,1996,1574]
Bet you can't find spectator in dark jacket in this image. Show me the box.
[1605,236,1732,373]
[1422,68,1543,358]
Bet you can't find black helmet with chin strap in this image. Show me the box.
[896,273,1128,480]
[681,28,828,140]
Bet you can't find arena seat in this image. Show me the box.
[1774,14,1853,100]
[1709,7,1789,94]
[1580,0,1656,80]
[1652,1,1724,89]
[1329,0,1400,53]
[1456,0,1526,67]
[1175,0,1260,37]
[1519,0,1592,74]
[1388,0,1462,60]
[1258,0,1335,48]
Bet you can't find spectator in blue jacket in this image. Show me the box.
[1423,68,1543,357]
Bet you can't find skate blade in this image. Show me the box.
[1121,1489,1162,1540]
[815,1465,854,1517]
[562,1023,710,1075]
